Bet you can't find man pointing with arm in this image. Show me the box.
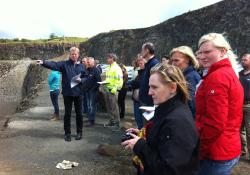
[37,47,85,142]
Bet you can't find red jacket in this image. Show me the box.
[195,58,243,160]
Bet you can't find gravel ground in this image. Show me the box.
[0,80,136,175]
[0,80,249,175]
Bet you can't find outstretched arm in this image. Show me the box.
[36,59,64,72]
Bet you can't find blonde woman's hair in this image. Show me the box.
[198,33,238,74]
[70,47,80,53]
[170,46,199,70]
[150,63,190,103]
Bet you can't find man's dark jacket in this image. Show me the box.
[81,66,101,91]
[42,59,85,96]
[139,56,159,105]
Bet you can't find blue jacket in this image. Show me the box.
[48,70,60,91]
[183,65,201,118]
[139,56,159,106]
[42,59,85,96]
[81,66,101,91]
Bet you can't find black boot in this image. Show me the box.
[75,133,82,140]
[64,133,71,142]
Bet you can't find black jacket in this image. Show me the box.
[133,95,199,175]
[139,56,159,105]
[81,66,101,91]
[131,69,144,90]
[183,65,201,118]
[239,70,250,101]
[42,59,85,96]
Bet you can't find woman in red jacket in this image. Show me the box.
[195,33,243,175]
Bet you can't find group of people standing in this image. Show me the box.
[37,32,250,175]
[122,32,249,175]
[37,48,127,140]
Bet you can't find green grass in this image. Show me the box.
[0,37,88,45]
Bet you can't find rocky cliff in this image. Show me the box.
[0,43,78,60]
[0,0,249,64]
[0,59,47,118]
[80,0,250,64]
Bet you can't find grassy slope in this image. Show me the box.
[0,37,88,45]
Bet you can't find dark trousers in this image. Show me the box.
[50,89,60,115]
[63,96,83,135]
[133,100,143,129]
[82,92,88,113]
[118,88,127,119]
[86,90,98,122]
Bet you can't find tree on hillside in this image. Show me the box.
[49,33,58,39]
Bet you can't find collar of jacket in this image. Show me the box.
[153,94,183,121]
[109,62,117,67]
[138,69,144,74]
[145,56,156,66]
[69,58,79,65]
[205,58,231,78]
[183,65,196,76]
[239,69,250,76]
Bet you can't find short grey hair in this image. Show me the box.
[142,42,155,55]
[70,47,80,53]
[106,53,118,61]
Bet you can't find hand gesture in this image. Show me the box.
[36,60,43,65]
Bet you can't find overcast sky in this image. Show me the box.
[0,0,222,39]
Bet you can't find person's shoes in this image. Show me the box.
[111,123,121,132]
[75,133,82,140]
[51,114,60,121]
[84,121,95,127]
[64,134,71,142]
[104,121,115,128]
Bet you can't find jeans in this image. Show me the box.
[82,92,88,113]
[63,96,83,135]
[133,100,143,129]
[86,90,98,122]
[240,104,250,156]
[199,157,239,175]
[50,89,60,115]
[118,88,127,119]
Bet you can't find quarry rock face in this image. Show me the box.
[0,43,77,60]
[0,59,47,118]
[79,0,250,64]
[0,59,31,117]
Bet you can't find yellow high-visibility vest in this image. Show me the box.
[105,62,123,94]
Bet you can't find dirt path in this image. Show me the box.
[0,80,136,175]
[0,80,249,175]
